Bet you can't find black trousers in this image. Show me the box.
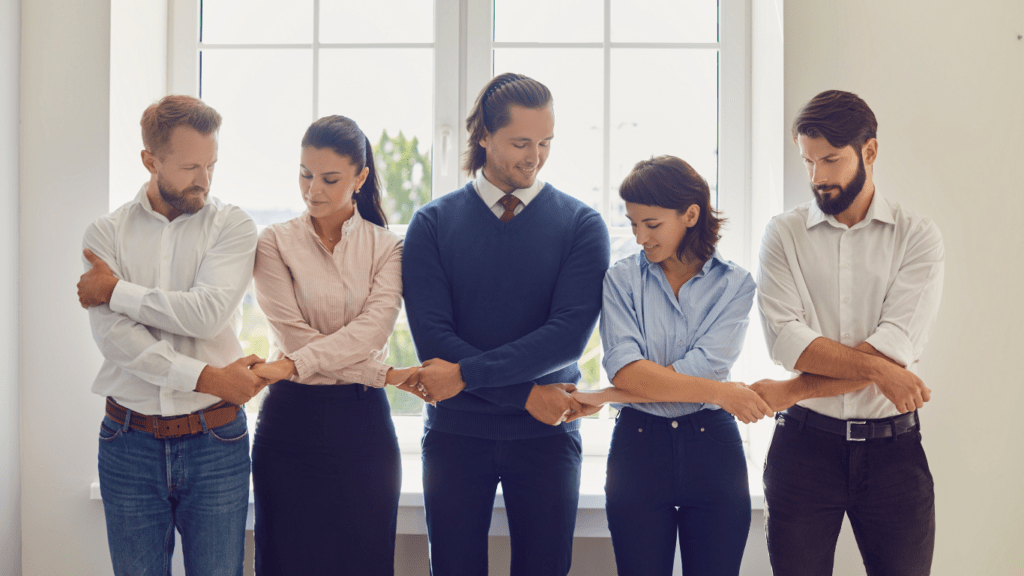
[763,412,935,576]
[252,381,401,576]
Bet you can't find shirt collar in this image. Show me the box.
[805,189,897,230]
[474,173,545,210]
[636,249,726,277]
[302,206,363,239]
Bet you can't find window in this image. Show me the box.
[164,0,778,466]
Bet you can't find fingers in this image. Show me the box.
[241,354,264,368]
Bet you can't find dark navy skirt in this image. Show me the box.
[252,380,401,576]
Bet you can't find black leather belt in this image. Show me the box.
[780,404,919,441]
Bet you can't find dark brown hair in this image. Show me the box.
[140,95,222,157]
[463,72,553,176]
[619,155,724,263]
[792,90,877,152]
[302,115,387,228]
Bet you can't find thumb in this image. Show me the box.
[83,248,103,265]
[242,354,264,368]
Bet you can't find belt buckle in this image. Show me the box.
[846,420,867,441]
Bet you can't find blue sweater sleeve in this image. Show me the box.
[457,211,610,393]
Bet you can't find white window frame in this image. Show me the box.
[167,0,761,464]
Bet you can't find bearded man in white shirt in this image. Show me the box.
[77,95,266,576]
[753,90,943,576]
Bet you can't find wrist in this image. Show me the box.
[104,277,119,304]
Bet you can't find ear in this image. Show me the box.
[479,130,491,150]
[862,138,878,167]
[355,166,370,191]
[141,149,158,175]
[683,204,701,228]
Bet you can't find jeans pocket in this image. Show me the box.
[209,412,248,443]
[608,420,642,455]
[98,416,123,442]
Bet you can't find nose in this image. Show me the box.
[634,227,648,245]
[525,145,540,166]
[810,163,827,185]
[196,167,211,189]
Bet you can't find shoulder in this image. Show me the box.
[83,199,137,246]
[206,196,257,237]
[361,218,404,252]
[768,203,812,231]
[604,254,643,288]
[885,199,944,257]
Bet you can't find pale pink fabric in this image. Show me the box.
[253,209,403,388]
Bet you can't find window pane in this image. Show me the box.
[201,49,313,223]
[202,0,313,44]
[493,48,603,213]
[493,0,602,43]
[609,49,718,227]
[319,48,433,225]
[320,0,433,44]
[611,0,718,43]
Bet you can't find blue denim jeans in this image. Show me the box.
[764,412,935,576]
[422,428,583,576]
[605,407,751,576]
[97,410,250,576]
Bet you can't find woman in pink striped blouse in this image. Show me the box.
[250,115,426,575]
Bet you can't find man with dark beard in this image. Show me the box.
[76,95,266,576]
[752,90,944,575]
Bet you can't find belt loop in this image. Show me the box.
[357,384,367,399]
[689,412,700,435]
[794,407,807,432]
[199,410,209,434]
[889,417,899,442]
[121,408,132,433]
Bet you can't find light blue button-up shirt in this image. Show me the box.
[600,250,756,418]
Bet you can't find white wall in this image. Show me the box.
[783,1,1024,575]
[1,0,22,575]
[20,0,112,574]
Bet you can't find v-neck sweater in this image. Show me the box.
[403,182,610,439]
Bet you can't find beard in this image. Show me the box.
[811,156,866,215]
[157,175,207,215]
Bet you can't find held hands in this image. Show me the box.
[250,358,296,385]
[525,383,586,426]
[195,354,272,405]
[387,366,436,406]
[714,381,774,424]
[417,358,466,402]
[749,378,800,413]
[873,361,931,414]
[78,249,119,308]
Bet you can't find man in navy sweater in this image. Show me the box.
[403,73,611,576]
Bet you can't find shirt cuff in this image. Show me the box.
[670,353,716,380]
[772,322,821,372]
[602,343,645,382]
[168,356,208,392]
[290,352,314,380]
[363,361,391,388]
[865,326,915,368]
[108,280,147,317]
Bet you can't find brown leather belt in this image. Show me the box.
[105,397,242,439]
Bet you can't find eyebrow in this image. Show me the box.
[510,136,554,141]
[299,164,342,175]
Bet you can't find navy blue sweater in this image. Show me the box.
[402,183,610,439]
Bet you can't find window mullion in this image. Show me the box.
[601,0,612,222]
[312,0,320,122]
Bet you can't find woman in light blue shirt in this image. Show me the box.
[580,155,772,575]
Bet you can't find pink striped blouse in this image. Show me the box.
[253,209,403,388]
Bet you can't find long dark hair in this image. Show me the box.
[463,72,553,176]
[619,155,724,263]
[301,115,387,228]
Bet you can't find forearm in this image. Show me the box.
[787,342,896,402]
[611,359,725,404]
[793,337,890,383]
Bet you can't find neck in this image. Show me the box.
[312,203,356,240]
[835,180,876,228]
[659,252,703,279]
[481,168,515,194]
[145,179,182,221]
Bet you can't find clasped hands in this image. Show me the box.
[387,359,600,426]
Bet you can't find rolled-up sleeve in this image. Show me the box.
[757,218,821,371]
[864,218,944,368]
[600,264,646,380]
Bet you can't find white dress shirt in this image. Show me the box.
[757,191,944,420]
[83,185,258,416]
[473,173,545,218]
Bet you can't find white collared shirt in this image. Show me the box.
[83,185,258,416]
[757,191,944,419]
[473,173,545,218]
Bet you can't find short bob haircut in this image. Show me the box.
[463,72,552,176]
[302,115,388,228]
[141,95,222,157]
[619,155,724,263]
[792,90,877,153]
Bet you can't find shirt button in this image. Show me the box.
[842,262,850,269]
[638,428,643,433]
[844,333,851,339]
[843,297,850,303]
[700,427,705,432]
[671,421,678,429]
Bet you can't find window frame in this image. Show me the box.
[168,0,764,464]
